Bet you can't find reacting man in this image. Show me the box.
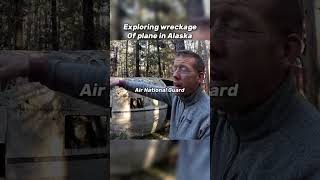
[111,50,210,140]
[211,0,320,179]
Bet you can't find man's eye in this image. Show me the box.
[180,66,188,72]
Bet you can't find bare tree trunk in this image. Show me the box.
[135,40,141,77]
[7,0,14,49]
[37,1,41,50]
[157,39,162,77]
[112,0,122,40]
[0,14,6,49]
[34,0,39,49]
[14,0,23,50]
[115,47,119,76]
[82,0,96,49]
[51,0,58,50]
[125,40,129,77]
[119,47,123,77]
[174,40,185,51]
[202,42,210,92]
[197,41,202,55]
[146,41,150,76]
[26,15,31,50]
[44,10,49,49]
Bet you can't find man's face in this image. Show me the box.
[211,0,287,112]
[172,56,204,97]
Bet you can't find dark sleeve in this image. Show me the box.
[29,57,108,108]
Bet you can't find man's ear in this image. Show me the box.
[283,34,302,65]
[198,72,205,83]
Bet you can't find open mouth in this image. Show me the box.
[173,82,182,88]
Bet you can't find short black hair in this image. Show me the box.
[266,0,304,38]
[176,50,205,73]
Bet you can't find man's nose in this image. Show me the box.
[173,70,181,80]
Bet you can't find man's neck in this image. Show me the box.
[179,86,203,105]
